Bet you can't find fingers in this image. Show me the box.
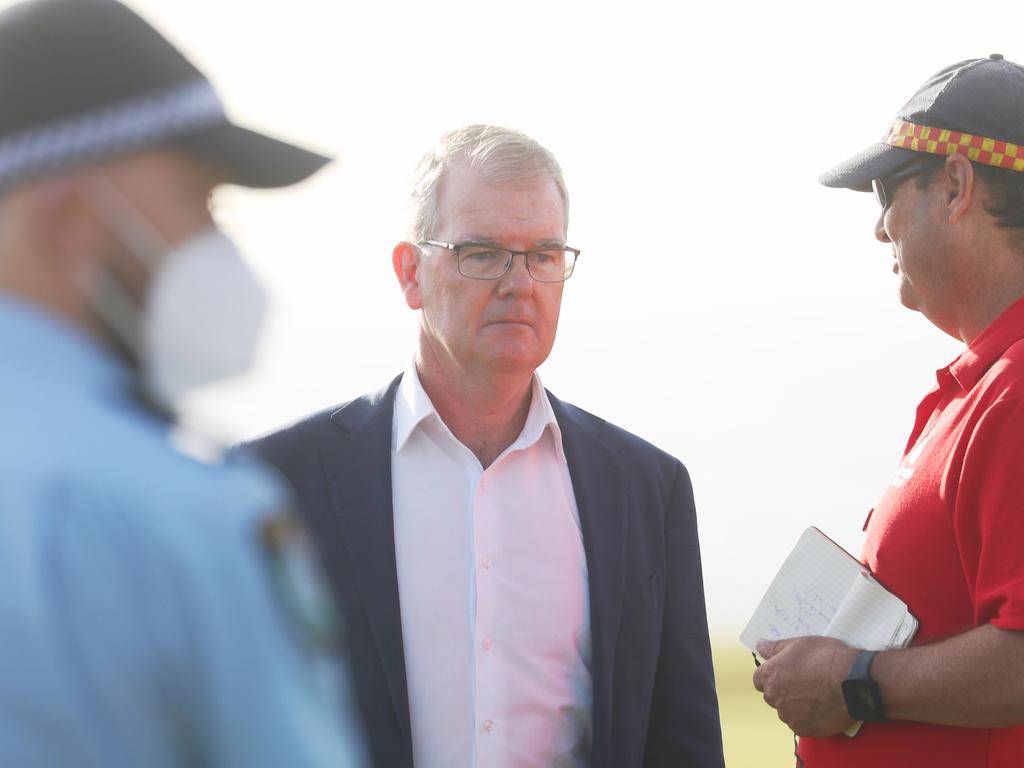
[752,639,784,692]
[752,666,765,692]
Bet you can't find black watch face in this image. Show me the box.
[843,679,884,721]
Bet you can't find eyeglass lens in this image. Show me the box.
[458,246,576,282]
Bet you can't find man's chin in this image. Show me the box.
[478,345,552,377]
[897,282,921,313]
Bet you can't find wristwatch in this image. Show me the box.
[842,650,887,722]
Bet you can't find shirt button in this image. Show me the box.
[481,557,492,569]
[482,638,493,650]
[483,719,495,732]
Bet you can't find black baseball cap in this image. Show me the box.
[0,0,331,190]
[820,54,1024,192]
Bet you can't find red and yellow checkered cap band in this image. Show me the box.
[885,120,1024,172]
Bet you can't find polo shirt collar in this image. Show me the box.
[394,360,566,463]
[949,295,1024,390]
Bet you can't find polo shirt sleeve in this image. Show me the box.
[955,394,1024,630]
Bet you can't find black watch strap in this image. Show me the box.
[849,649,880,679]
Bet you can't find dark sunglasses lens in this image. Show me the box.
[872,178,887,208]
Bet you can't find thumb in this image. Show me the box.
[756,638,789,659]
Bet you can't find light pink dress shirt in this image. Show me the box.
[391,364,593,768]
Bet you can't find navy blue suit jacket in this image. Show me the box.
[244,376,723,768]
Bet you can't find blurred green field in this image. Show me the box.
[712,640,796,768]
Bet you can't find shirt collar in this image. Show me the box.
[948,294,1024,390]
[0,293,133,399]
[394,360,438,452]
[394,360,566,463]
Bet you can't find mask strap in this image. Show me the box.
[72,263,144,361]
[86,174,170,272]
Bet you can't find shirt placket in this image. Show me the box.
[472,463,500,767]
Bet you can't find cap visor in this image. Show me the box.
[818,142,919,192]
[175,121,332,189]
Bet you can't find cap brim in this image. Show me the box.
[818,142,919,192]
[175,121,332,189]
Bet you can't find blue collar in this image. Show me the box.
[0,292,135,401]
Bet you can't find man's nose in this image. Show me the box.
[875,210,891,244]
[498,253,535,296]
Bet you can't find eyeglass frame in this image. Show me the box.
[419,239,580,282]
[872,155,944,209]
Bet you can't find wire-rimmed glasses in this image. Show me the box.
[420,240,580,282]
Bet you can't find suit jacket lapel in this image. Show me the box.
[318,376,412,751]
[549,392,627,766]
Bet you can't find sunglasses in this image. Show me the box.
[872,156,943,209]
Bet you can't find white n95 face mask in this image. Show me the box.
[139,228,267,410]
[83,179,267,413]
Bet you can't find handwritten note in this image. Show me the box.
[740,527,917,653]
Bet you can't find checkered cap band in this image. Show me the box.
[885,119,1024,172]
[0,78,225,187]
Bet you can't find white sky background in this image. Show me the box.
[97,0,1018,634]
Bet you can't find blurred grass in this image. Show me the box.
[712,640,795,768]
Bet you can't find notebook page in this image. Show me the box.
[892,613,919,647]
[740,527,864,652]
[823,571,912,650]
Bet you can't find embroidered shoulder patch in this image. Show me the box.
[259,509,340,652]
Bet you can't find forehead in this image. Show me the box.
[434,161,566,243]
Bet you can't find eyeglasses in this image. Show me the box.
[872,156,942,209]
[420,240,580,282]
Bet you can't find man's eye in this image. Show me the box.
[463,249,505,263]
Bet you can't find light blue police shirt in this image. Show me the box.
[0,294,365,767]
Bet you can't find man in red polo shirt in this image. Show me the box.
[752,55,1024,767]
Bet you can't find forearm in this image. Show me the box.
[754,623,1024,737]
[873,623,1024,728]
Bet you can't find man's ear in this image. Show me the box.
[943,153,977,226]
[392,241,423,310]
[25,175,105,270]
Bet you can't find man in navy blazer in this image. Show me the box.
[245,125,723,768]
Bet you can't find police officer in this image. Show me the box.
[0,1,364,765]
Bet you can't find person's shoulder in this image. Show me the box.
[238,375,402,469]
[95,423,283,536]
[3,377,265,502]
[981,336,1024,404]
[2,391,286,586]
[548,391,686,479]
[997,336,1024,372]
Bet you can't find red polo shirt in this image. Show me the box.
[799,296,1024,767]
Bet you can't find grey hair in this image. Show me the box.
[406,124,569,243]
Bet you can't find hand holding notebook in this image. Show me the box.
[742,527,918,737]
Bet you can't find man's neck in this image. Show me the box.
[945,254,1024,343]
[931,232,1024,344]
[414,351,534,470]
